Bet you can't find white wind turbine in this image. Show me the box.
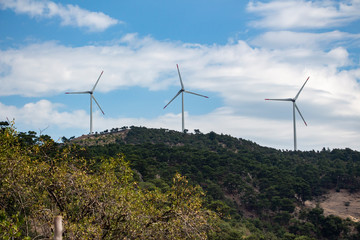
[265,77,310,151]
[66,71,105,134]
[164,64,209,133]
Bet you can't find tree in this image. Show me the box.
[208,131,216,141]
[0,121,9,133]
[0,126,218,239]
[321,215,347,239]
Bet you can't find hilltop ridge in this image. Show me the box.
[71,126,271,153]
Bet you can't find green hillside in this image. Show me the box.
[74,126,360,239]
[2,124,360,239]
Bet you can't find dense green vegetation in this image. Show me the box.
[78,126,360,239]
[0,125,218,239]
[2,123,360,239]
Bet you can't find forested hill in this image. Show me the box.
[70,126,266,151]
[70,126,360,239]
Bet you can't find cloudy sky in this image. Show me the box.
[0,0,359,151]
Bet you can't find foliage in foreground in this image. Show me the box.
[0,126,218,239]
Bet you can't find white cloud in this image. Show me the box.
[0,0,119,31]
[0,0,43,16]
[0,33,359,117]
[247,0,360,30]
[0,100,87,129]
[251,30,360,50]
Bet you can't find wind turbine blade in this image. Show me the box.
[295,103,307,126]
[265,98,293,101]
[176,64,184,90]
[65,91,90,94]
[92,95,105,115]
[163,90,182,109]
[91,70,104,92]
[294,76,310,100]
[184,90,209,98]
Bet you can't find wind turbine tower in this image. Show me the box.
[265,77,309,151]
[66,71,105,134]
[164,64,208,133]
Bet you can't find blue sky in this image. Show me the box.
[0,0,359,151]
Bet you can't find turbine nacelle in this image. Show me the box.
[65,91,92,94]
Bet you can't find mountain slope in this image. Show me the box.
[71,126,360,239]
